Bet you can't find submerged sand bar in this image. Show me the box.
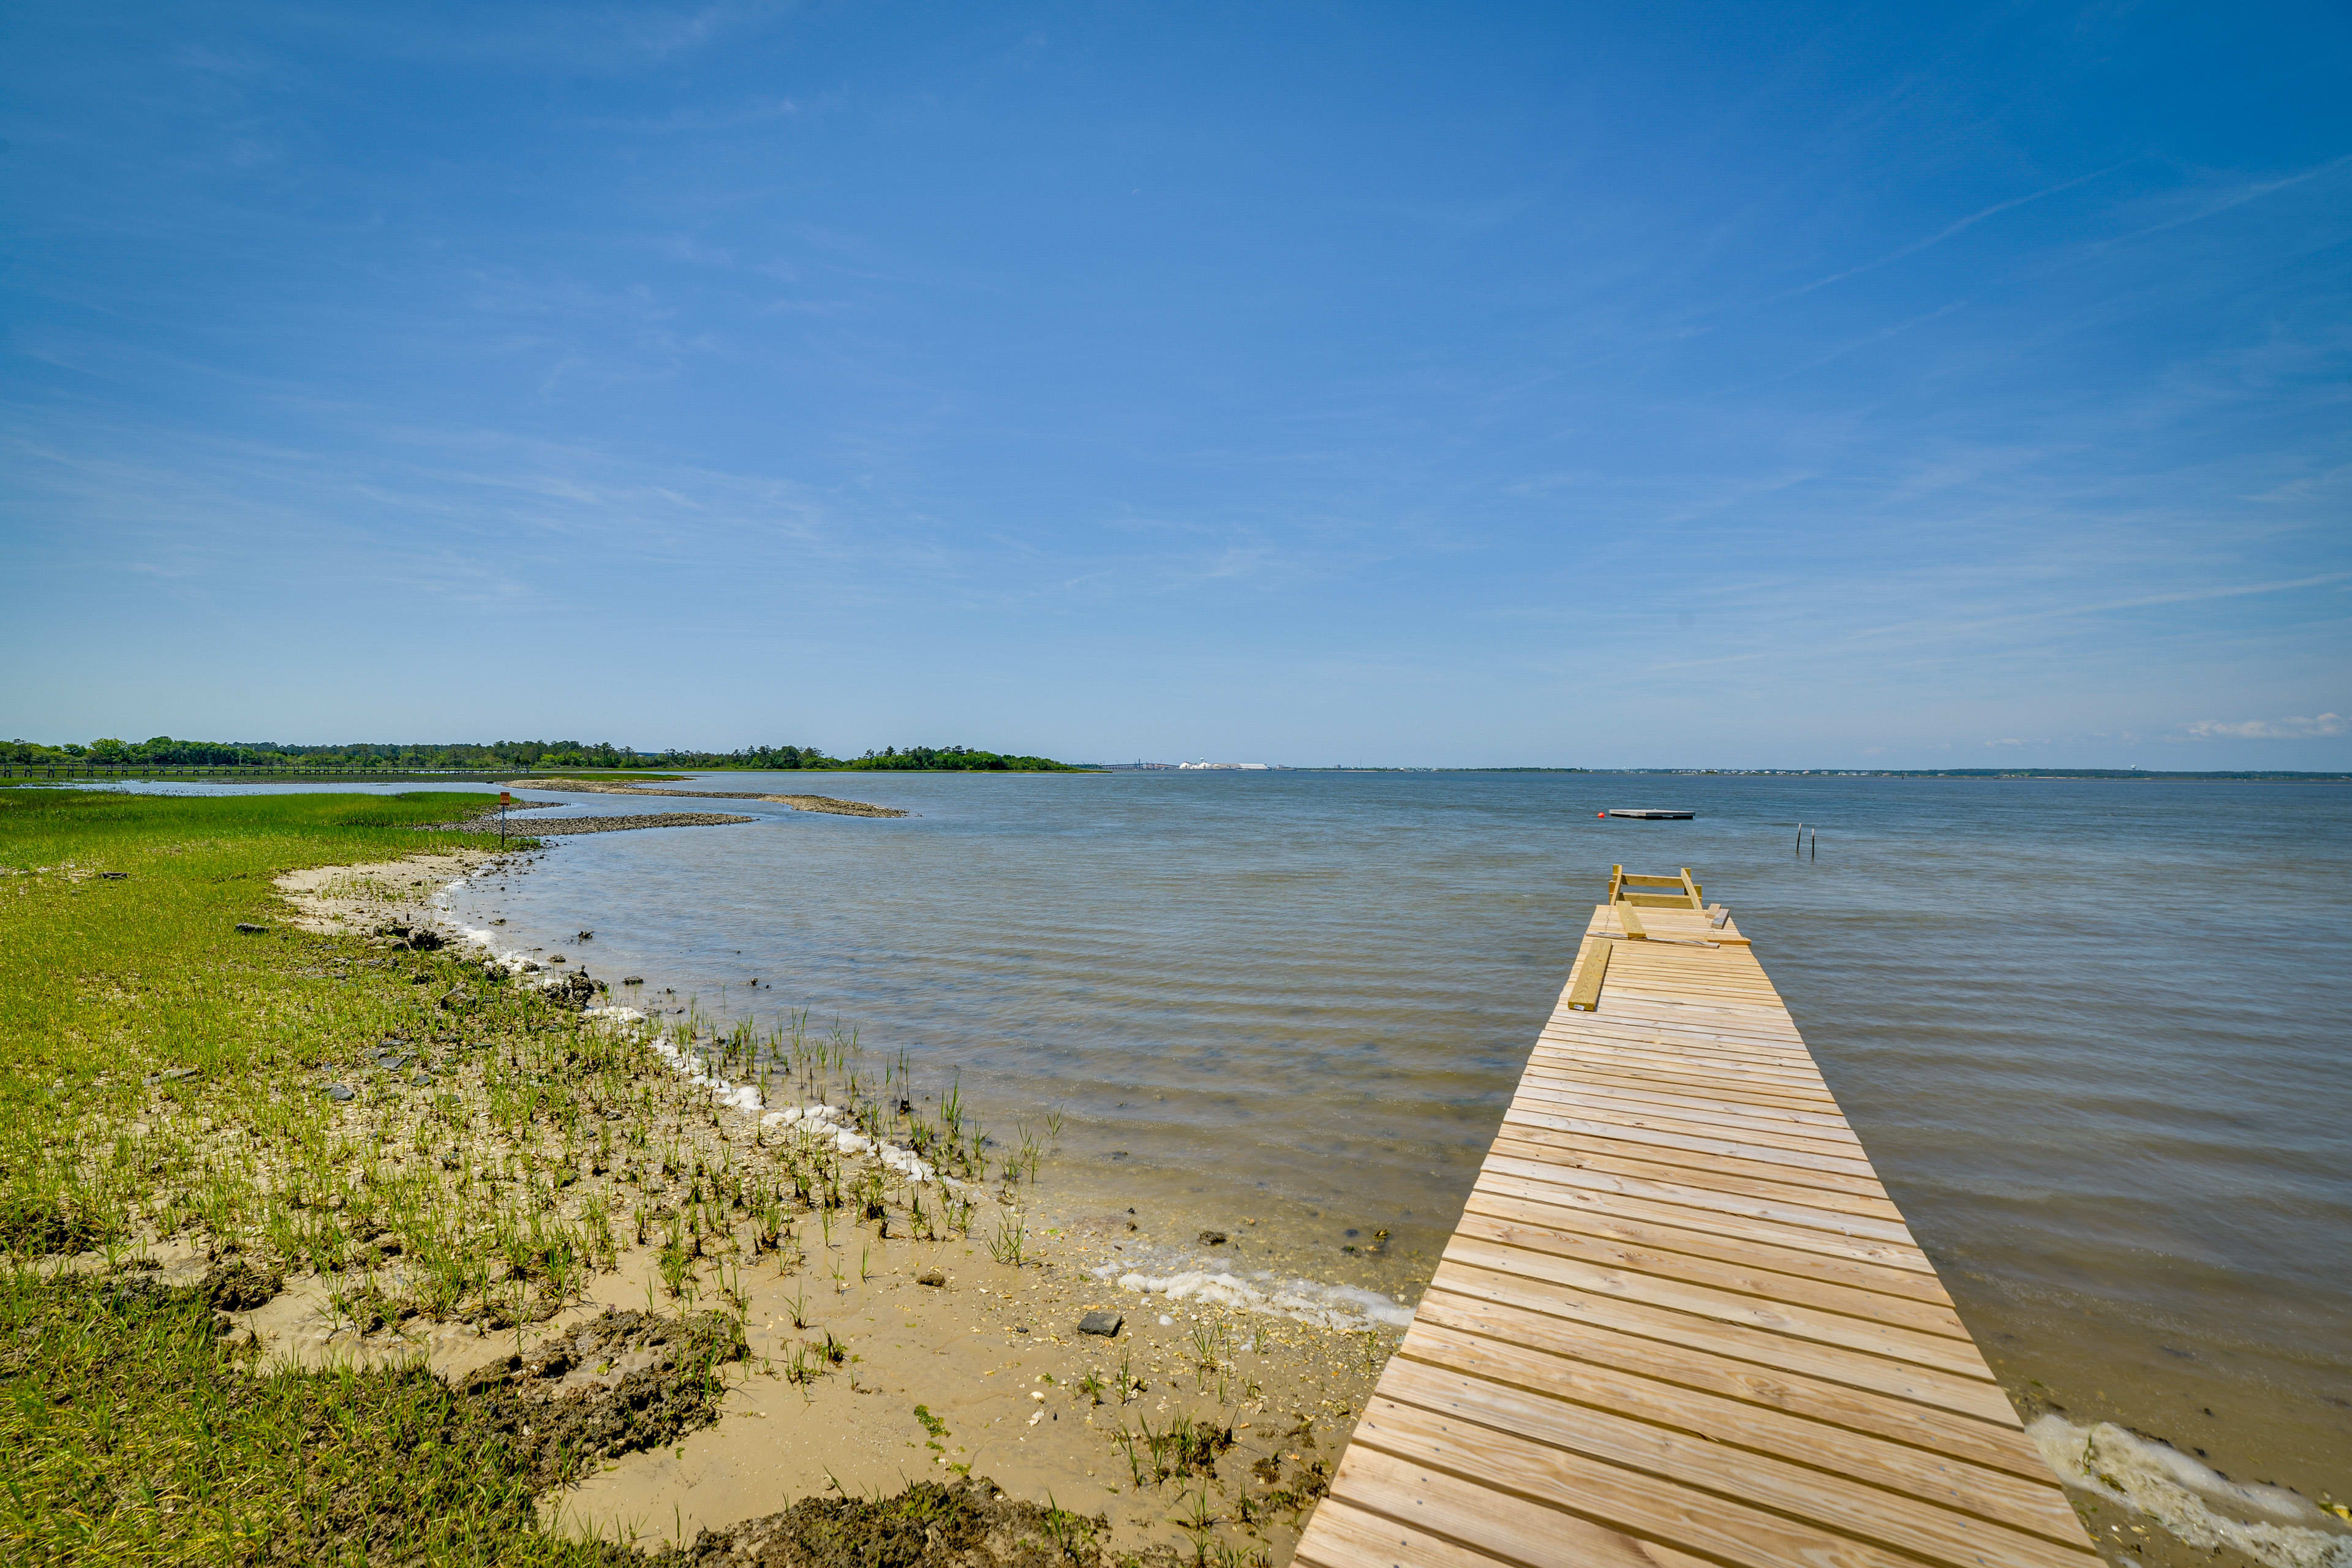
[505,777,909,818]
[1292,874,2099,1568]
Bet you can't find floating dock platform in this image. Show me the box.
[1293,866,2095,1568]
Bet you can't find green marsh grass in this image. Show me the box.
[0,786,1053,1565]
[0,788,666,1563]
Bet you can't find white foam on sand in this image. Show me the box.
[434,886,952,1183]
[2028,1415,2352,1568]
[1094,1262,1414,1333]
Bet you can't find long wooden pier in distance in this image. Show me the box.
[1294,867,2097,1568]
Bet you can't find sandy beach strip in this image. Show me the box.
[249,846,1391,1562]
[499,812,758,835]
[505,776,910,818]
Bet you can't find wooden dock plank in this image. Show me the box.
[1461,1189,1955,1305]
[1491,1120,1902,1205]
[1294,890,2095,1567]
[1372,1363,2093,1568]
[1473,1166,1939,1276]
[1393,1323,2090,1544]
[1524,1050,1847,1106]
[1493,1110,1885,1185]
[1407,1291,2051,1482]
[1449,1208,1972,1339]
[1486,1132,1909,1222]
[1512,1067,1868,1136]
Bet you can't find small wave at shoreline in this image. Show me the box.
[2029,1415,2352,1568]
[440,887,959,1188]
[439,869,1420,1336]
[1090,1260,1414,1333]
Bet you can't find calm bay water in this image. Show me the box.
[441,769,2352,1515]
[83,770,2352,1526]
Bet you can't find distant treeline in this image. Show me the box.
[2,737,1080,772]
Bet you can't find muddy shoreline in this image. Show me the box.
[510,778,910,818]
[495,812,758,835]
[255,846,1392,1562]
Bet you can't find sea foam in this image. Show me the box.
[1094,1262,1414,1332]
[2028,1415,2352,1568]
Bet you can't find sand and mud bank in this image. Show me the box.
[510,777,910,818]
[251,845,1393,1562]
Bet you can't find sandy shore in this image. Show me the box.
[257,848,1391,1562]
[276,846,511,936]
[509,777,910,818]
[503,813,758,835]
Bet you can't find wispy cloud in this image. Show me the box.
[1724,298,1969,391]
[578,96,803,134]
[1646,572,2352,673]
[2101,154,2352,248]
[1776,163,2131,300]
[2182,713,2347,741]
[290,2,796,72]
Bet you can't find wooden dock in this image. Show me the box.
[1293,869,2096,1568]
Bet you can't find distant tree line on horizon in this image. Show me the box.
[1,737,1080,772]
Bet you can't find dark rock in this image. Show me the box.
[575,930,594,941]
[201,1259,282,1311]
[233,922,267,935]
[460,1308,746,1491]
[1077,1310,1124,1338]
[622,976,644,986]
[324,1084,356,1101]
[97,872,127,880]
[409,1071,434,1087]
[917,1269,946,1287]
[673,1477,1099,1567]
[538,971,597,1009]
[1198,1230,1227,1246]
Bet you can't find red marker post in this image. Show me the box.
[499,790,512,848]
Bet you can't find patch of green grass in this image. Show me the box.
[0,1265,639,1566]
[0,791,662,1562]
[0,790,519,1258]
[0,786,1053,1564]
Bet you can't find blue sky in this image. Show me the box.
[4,2,2346,768]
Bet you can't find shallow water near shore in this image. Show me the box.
[438,772,2352,1518]
[70,769,2352,1544]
